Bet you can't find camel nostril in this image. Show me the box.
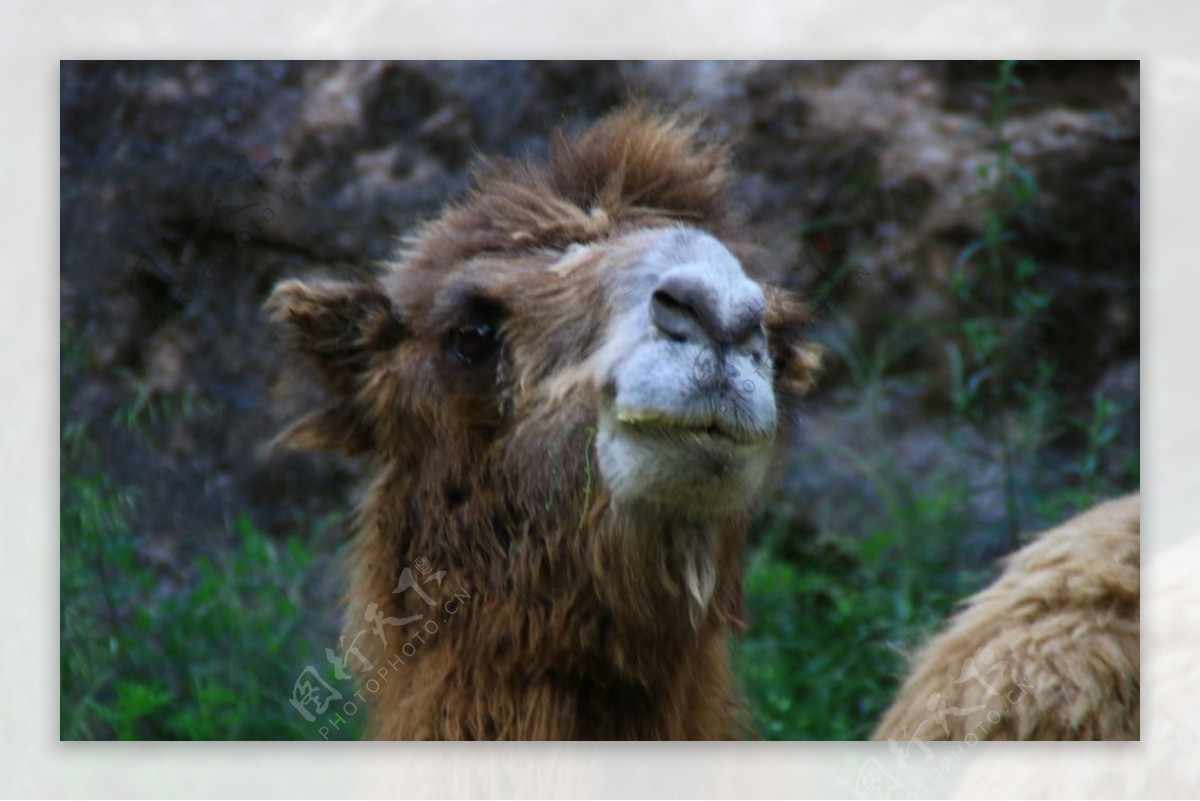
[651,273,723,344]
[651,268,767,349]
[652,286,691,316]
[651,288,688,313]
[651,289,697,343]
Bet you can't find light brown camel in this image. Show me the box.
[874,493,1140,742]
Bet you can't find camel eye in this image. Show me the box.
[449,321,498,364]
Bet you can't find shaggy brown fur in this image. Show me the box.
[873,493,1140,742]
[268,107,820,739]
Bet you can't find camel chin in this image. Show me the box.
[596,417,774,515]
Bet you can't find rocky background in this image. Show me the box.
[60,60,1140,739]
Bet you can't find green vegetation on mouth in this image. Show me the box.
[615,408,671,426]
[615,408,770,445]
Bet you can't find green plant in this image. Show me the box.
[946,60,1060,548]
[737,501,990,740]
[1069,392,1135,494]
[109,367,215,445]
[61,449,335,739]
[61,325,341,740]
[823,319,929,412]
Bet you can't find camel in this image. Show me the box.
[268,107,822,739]
[950,527,1195,797]
[873,493,1140,742]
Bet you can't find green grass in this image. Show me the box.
[60,458,334,739]
[61,328,348,741]
[735,477,992,740]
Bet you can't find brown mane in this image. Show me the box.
[401,107,737,271]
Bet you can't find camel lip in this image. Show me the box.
[614,407,774,446]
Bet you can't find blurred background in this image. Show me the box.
[59,60,1139,740]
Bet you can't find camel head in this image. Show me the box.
[268,107,821,638]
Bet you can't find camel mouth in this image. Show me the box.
[615,407,774,446]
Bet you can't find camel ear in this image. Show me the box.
[763,285,823,400]
[267,278,406,394]
[266,278,406,454]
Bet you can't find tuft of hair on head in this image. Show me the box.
[399,104,740,272]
